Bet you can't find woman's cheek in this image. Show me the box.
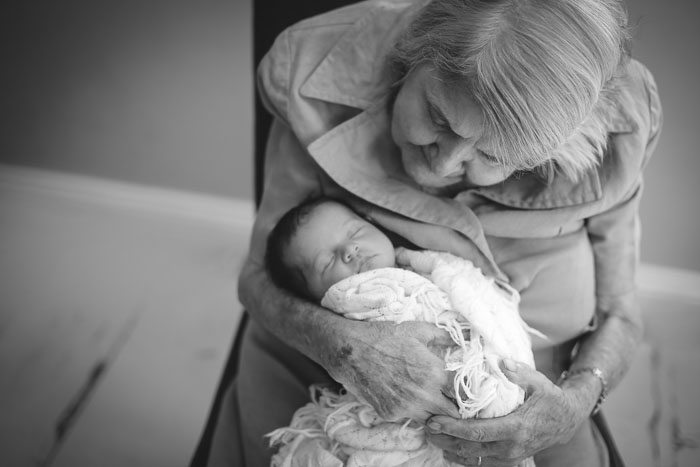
[392,99,433,147]
[465,163,515,186]
[400,146,433,184]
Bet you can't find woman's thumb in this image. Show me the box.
[499,358,547,394]
[424,323,455,348]
[404,320,445,341]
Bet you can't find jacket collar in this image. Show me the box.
[299,0,425,109]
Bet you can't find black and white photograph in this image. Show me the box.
[1,1,698,466]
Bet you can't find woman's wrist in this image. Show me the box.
[240,259,359,371]
[558,368,605,419]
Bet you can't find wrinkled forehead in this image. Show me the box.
[427,67,565,167]
[419,66,491,147]
[436,82,484,136]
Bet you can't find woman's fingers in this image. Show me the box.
[400,320,454,349]
[443,450,479,466]
[443,450,518,467]
[427,416,509,443]
[426,365,583,464]
[499,358,550,395]
[432,394,461,419]
[429,433,496,456]
[432,431,527,467]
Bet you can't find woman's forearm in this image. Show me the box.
[559,292,644,415]
[237,257,353,369]
[237,256,460,421]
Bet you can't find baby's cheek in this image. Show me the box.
[328,267,351,289]
[379,251,397,268]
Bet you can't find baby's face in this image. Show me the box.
[286,201,396,301]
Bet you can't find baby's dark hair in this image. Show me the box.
[265,196,336,300]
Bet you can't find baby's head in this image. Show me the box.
[266,198,396,302]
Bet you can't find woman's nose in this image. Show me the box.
[430,138,473,177]
[342,243,359,263]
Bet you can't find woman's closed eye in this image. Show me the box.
[478,149,500,166]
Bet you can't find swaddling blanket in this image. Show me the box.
[268,248,538,467]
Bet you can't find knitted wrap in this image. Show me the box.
[268,248,540,467]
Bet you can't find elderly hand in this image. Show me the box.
[425,359,594,466]
[324,319,461,423]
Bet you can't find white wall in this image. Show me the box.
[0,0,252,200]
[1,0,697,271]
[626,0,700,271]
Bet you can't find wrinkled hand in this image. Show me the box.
[324,319,461,423]
[426,359,591,466]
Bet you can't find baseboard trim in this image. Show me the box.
[2,164,699,305]
[638,263,700,305]
[0,164,255,229]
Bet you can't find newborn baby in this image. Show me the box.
[265,197,537,467]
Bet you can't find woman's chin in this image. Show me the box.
[408,171,471,195]
[405,166,459,189]
[402,159,510,193]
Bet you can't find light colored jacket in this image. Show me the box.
[251,0,662,374]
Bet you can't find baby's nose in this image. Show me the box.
[342,243,360,263]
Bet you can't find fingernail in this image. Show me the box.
[502,358,518,371]
[427,421,441,432]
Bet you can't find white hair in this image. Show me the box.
[391,0,631,181]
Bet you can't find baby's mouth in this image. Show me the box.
[358,256,374,273]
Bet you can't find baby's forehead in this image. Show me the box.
[304,201,363,230]
[291,202,359,256]
[314,200,358,219]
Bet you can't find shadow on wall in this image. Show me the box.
[0,0,252,200]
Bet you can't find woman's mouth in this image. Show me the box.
[420,146,464,179]
[421,144,436,166]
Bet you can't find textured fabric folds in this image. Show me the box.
[268,248,539,466]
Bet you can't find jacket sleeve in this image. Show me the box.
[250,30,326,267]
[586,66,663,312]
[257,28,291,123]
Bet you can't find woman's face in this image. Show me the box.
[391,65,517,190]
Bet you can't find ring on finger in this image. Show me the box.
[477,455,482,466]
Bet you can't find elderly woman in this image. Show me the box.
[208,0,662,466]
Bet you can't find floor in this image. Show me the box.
[607,295,700,467]
[0,168,251,466]
[1,167,698,466]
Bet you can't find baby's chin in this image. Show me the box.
[361,254,395,273]
[319,256,396,300]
